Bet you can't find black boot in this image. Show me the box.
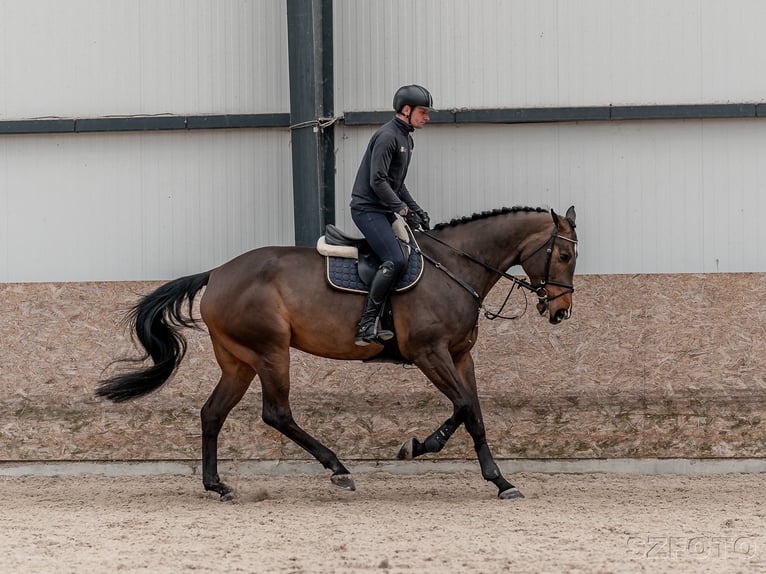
[355,261,398,346]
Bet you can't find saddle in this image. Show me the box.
[316,218,424,294]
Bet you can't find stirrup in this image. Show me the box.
[373,328,394,344]
[355,319,393,346]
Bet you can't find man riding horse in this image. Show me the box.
[350,84,433,346]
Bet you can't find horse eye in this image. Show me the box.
[559,253,571,263]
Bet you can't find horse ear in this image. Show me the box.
[551,209,561,227]
[565,205,576,228]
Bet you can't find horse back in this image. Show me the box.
[204,246,325,304]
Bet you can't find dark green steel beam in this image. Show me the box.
[0,114,290,134]
[3,103,763,135]
[286,0,335,246]
[342,103,761,126]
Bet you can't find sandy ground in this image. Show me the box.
[0,471,763,574]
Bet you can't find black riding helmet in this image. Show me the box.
[393,84,433,114]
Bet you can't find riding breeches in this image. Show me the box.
[350,209,407,276]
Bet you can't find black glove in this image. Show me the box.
[414,209,430,231]
[404,210,425,231]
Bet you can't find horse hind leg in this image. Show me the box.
[201,342,256,500]
[258,348,355,491]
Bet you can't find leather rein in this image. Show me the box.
[403,226,577,320]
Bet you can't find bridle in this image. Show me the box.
[406,226,577,320]
[518,226,578,304]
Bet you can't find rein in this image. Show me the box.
[404,226,576,320]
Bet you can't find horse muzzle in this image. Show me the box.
[550,304,572,324]
[537,289,573,324]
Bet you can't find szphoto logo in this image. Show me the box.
[627,536,757,559]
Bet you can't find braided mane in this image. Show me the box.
[433,206,548,230]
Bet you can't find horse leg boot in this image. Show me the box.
[355,261,398,346]
[397,416,461,460]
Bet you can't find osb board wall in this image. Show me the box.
[0,274,764,463]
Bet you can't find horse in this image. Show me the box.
[97,205,578,500]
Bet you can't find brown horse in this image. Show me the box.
[97,205,578,500]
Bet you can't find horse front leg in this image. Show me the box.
[456,353,523,499]
[404,349,523,499]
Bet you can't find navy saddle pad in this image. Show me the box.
[325,242,424,294]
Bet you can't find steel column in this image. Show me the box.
[286,0,334,246]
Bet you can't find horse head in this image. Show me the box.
[519,206,578,324]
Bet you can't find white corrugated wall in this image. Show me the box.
[0,0,292,282]
[334,0,766,274]
[334,0,766,110]
[0,129,292,281]
[0,0,287,117]
[2,1,766,280]
[335,120,766,275]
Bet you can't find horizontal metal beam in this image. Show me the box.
[3,104,766,135]
[610,103,756,121]
[0,113,291,135]
[343,103,766,126]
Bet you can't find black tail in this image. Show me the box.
[96,271,211,402]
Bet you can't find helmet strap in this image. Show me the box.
[402,106,413,126]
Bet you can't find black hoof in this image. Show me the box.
[397,437,427,460]
[331,473,356,491]
[220,489,236,502]
[498,487,524,500]
[205,481,235,500]
[397,438,415,460]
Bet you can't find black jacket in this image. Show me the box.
[350,117,422,214]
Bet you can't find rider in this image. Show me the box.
[350,84,433,346]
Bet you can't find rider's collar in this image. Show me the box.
[393,116,415,133]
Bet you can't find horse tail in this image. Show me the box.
[96,271,211,403]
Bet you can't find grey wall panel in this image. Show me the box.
[0,0,288,119]
[0,129,293,282]
[335,119,766,275]
[334,0,766,111]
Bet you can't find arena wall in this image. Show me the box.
[2,273,763,464]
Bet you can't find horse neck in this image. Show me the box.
[433,211,552,297]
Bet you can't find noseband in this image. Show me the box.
[408,226,577,318]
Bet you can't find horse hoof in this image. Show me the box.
[397,438,416,460]
[220,490,237,502]
[498,487,525,500]
[331,474,356,491]
[205,481,235,500]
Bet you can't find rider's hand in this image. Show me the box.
[415,209,430,231]
[404,210,423,230]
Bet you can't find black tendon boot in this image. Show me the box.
[355,261,398,346]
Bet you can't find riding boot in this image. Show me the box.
[355,261,398,346]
